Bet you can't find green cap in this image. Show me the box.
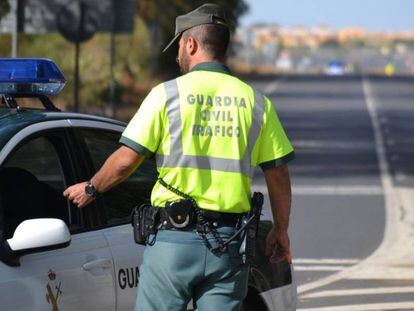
[162,3,229,53]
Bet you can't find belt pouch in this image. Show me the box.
[164,200,194,229]
[132,204,159,245]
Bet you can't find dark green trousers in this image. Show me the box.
[135,226,249,311]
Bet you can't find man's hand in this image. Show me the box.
[63,182,94,209]
[265,226,292,264]
[63,146,145,209]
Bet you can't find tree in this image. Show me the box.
[137,0,249,77]
[0,0,10,20]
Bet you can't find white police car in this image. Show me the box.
[0,59,296,310]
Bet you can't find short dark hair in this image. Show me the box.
[182,24,230,60]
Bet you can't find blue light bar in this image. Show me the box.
[0,58,66,96]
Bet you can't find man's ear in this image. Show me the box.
[186,36,198,56]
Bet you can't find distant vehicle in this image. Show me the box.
[0,58,297,311]
[326,60,345,75]
[385,63,395,76]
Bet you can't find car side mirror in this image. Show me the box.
[1,218,71,267]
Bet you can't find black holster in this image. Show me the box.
[241,192,263,264]
[131,204,159,245]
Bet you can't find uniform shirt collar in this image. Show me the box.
[190,62,232,75]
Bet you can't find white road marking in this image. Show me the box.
[362,79,414,260]
[292,185,383,196]
[295,265,347,272]
[294,259,359,265]
[395,173,407,181]
[345,264,414,280]
[301,286,414,298]
[263,78,284,95]
[297,302,414,311]
[297,78,414,295]
[292,139,373,150]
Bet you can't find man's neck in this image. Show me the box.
[189,57,224,71]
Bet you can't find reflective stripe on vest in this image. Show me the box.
[156,79,265,178]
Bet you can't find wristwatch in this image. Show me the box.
[85,181,98,198]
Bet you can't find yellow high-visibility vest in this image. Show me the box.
[121,62,294,213]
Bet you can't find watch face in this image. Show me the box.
[85,183,96,197]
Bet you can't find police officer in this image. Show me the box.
[64,3,295,311]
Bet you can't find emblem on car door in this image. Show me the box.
[46,269,62,311]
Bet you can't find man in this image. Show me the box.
[63,3,294,311]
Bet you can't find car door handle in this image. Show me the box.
[82,258,112,271]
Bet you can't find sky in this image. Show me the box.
[240,0,414,31]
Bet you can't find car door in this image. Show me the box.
[0,128,116,311]
[75,127,158,310]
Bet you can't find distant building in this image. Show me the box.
[338,27,366,44]
[233,24,414,74]
[237,24,414,49]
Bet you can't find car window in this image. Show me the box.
[80,129,158,226]
[0,134,72,239]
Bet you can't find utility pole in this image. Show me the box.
[108,0,116,118]
[74,40,80,112]
[56,0,98,113]
[11,0,18,57]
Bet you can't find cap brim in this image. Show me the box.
[162,32,181,53]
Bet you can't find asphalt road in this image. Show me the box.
[249,75,414,310]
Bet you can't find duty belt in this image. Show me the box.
[132,178,263,261]
[158,208,244,230]
[156,177,259,253]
